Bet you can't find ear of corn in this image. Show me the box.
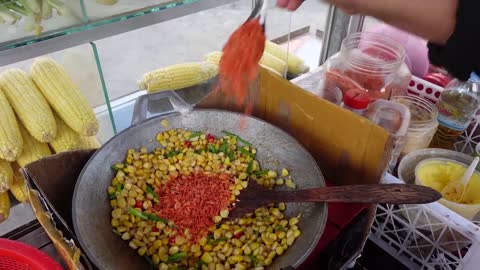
[138,62,218,93]
[0,69,57,143]
[0,160,13,193]
[205,51,286,76]
[260,52,288,75]
[0,191,10,223]
[0,90,23,162]
[79,136,101,149]
[10,163,28,203]
[17,123,51,168]
[204,51,223,65]
[265,40,309,75]
[49,114,82,153]
[31,57,99,136]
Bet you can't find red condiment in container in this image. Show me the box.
[343,89,371,115]
[324,32,411,100]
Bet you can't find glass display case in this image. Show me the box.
[0,0,340,241]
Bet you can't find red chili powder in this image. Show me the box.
[154,172,233,241]
[217,18,266,127]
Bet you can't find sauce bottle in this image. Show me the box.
[431,78,480,149]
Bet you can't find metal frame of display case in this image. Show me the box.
[0,0,237,65]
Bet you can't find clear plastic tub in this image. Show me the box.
[365,99,411,170]
[323,32,412,100]
[390,95,438,156]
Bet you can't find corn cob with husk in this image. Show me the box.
[138,62,218,93]
[49,114,82,153]
[79,136,101,149]
[0,191,10,223]
[0,159,13,193]
[0,90,23,162]
[264,40,309,75]
[10,163,28,203]
[0,69,57,142]
[17,123,52,168]
[31,57,99,136]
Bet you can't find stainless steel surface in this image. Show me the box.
[0,0,236,66]
[73,91,327,269]
[397,148,474,184]
[319,5,350,65]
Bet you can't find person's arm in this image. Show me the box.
[278,0,457,45]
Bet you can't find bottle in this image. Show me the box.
[343,89,370,115]
[431,78,480,149]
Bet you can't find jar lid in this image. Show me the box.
[344,89,370,109]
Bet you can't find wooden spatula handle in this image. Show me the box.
[263,184,441,204]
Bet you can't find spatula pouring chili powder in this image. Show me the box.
[217,18,266,122]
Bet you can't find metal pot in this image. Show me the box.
[72,90,327,269]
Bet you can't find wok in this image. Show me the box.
[72,90,327,270]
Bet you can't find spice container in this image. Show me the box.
[430,79,480,149]
[364,99,411,170]
[343,89,370,115]
[324,32,411,100]
[390,96,438,156]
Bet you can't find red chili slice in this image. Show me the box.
[207,134,215,143]
[152,227,159,232]
[185,141,192,148]
[135,200,143,208]
[233,232,244,239]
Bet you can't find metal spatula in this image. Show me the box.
[229,180,442,219]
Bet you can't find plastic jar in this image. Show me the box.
[365,99,411,171]
[343,89,370,115]
[324,32,412,100]
[390,95,438,156]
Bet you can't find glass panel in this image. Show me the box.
[0,0,86,45]
[0,43,115,143]
[266,0,329,70]
[83,0,182,20]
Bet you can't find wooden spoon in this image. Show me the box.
[229,180,441,219]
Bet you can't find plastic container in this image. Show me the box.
[415,158,480,220]
[390,95,438,156]
[343,89,370,115]
[0,238,63,270]
[323,32,412,100]
[364,99,410,170]
[431,79,480,149]
[318,80,343,105]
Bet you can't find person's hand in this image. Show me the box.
[276,0,361,13]
[276,0,304,11]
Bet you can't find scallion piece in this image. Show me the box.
[167,252,187,263]
[146,184,160,200]
[128,208,148,220]
[221,130,252,146]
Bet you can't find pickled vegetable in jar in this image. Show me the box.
[324,32,411,100]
